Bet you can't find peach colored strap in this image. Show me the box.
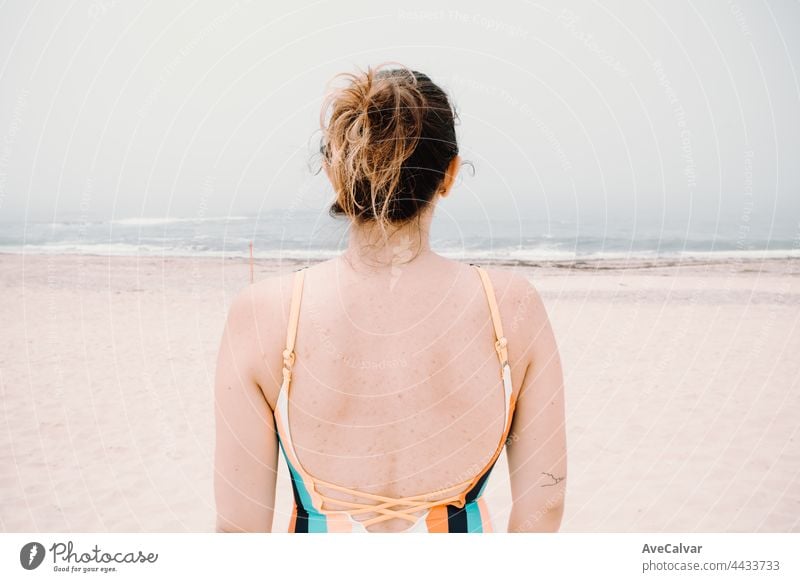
[473,265,509,369]
[282,269,305,385]
[313,477,475,525]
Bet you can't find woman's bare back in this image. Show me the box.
[252,253,530,531]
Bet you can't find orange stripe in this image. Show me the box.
[425,505,449,533]
[288,502,297,533]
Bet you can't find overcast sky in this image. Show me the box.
[0,0,798,237]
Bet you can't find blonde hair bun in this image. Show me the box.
[319,63,459,232]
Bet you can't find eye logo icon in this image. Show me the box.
[20,542,46,570]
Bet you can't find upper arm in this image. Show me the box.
[505,276,567,532]
[213,287,279,533]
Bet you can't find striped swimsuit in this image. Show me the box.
[272,264,517,533]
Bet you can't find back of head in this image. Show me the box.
[318,63,460,234]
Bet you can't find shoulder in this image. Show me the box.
[225,259,336,341]
[475,265,549,371]
[225,269,299,328]
[221,269,302,370]
[476,265,546,327]
[221,268,308,405]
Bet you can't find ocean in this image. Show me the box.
[1,210,798,263]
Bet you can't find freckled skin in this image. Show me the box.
[214,157,567,533]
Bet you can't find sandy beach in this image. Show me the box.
[1,252,798,533]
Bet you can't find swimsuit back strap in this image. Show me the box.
[313,476,475,526]
[473,265,509,369]
[282,268,306,385]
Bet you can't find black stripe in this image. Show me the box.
[288,475,309,533]
[448,462,499,533]
[465,460,497,504]
[446,504,468,533]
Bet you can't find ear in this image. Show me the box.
[438,155,461,199]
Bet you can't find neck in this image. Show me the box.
[341,215,434,273]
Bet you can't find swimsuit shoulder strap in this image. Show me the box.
[472,264,509,370]
[281,268,306,386]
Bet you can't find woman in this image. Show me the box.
[214,63,566,533]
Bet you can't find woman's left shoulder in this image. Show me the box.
[476,266,550,374]
[475,265,544,314]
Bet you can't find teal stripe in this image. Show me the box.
[277,437,329,532]
[306,513,328,533]
[465,501,483,533]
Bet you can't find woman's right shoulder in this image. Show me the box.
[225,268,305,328]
